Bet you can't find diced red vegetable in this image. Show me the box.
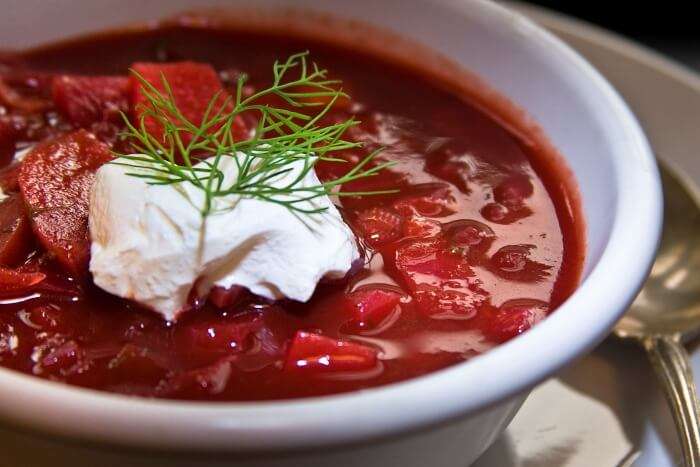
[0,119,16,166]
[0,266,46,296]
[411,285,485,321]
[51,75,130,127]
[395,239,487,319]
[29,336,93,379]
[480,202,532,224]
[402,215,441,239]
[18,130,113,276]
[107,344,169,385]
[392,185,457,217]
[444,219,495,263]
[0,163,21,192]
[284,331,378,373]
[0,74,52,113]
[355,207,402,246]
[484,300,547,343]
[345,288,402,330]
[37,339,85,376]
[175,312,262,362]
[427,158,471,193]
[493,174,534,209]
[22,304,71,333]
[489,244,551,282]
[0,193,33,266]
[395,239,471,280]
[158,357,234,397]
[130,61,249,146]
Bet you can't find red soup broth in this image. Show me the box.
[0,25,584,401]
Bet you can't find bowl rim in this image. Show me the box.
[0,0,662,452]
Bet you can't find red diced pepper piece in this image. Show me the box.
[285,331,378,373]
[51,75,130,127]
[19,130,113,276]
[0,193,33,266]
[0,266,45,295]
[130,62,249,145]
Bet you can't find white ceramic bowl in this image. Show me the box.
[0,1,662,466]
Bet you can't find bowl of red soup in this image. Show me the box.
[0,0,661,465]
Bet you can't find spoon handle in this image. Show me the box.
[644,334,700,467]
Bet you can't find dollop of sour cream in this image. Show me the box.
[88,154,359,321]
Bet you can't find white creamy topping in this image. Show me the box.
[0,186,7,203]
[88,154,359,321]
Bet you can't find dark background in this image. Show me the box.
[524,1,700,69]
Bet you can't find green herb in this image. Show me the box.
[114,51,396,217]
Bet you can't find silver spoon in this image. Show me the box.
[615,163,700,466]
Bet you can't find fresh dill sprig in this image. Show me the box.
[114,51,396,217]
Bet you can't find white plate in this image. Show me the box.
[476,3,700,466]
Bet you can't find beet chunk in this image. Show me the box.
[51,75,130,127]
[0,193,33,266]
[19,130,112,276]
[0,266,45,296]
[130,62,249,146]
[284,331,378,373]
[345,288,402,330]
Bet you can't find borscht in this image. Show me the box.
[0,22,584,401]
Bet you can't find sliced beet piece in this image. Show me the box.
[284,331,378,373]
[130,61,249,146]
[51,75,130,127]
[19,130,113,276]
[0,266,45,295]
[0,193,33,266]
